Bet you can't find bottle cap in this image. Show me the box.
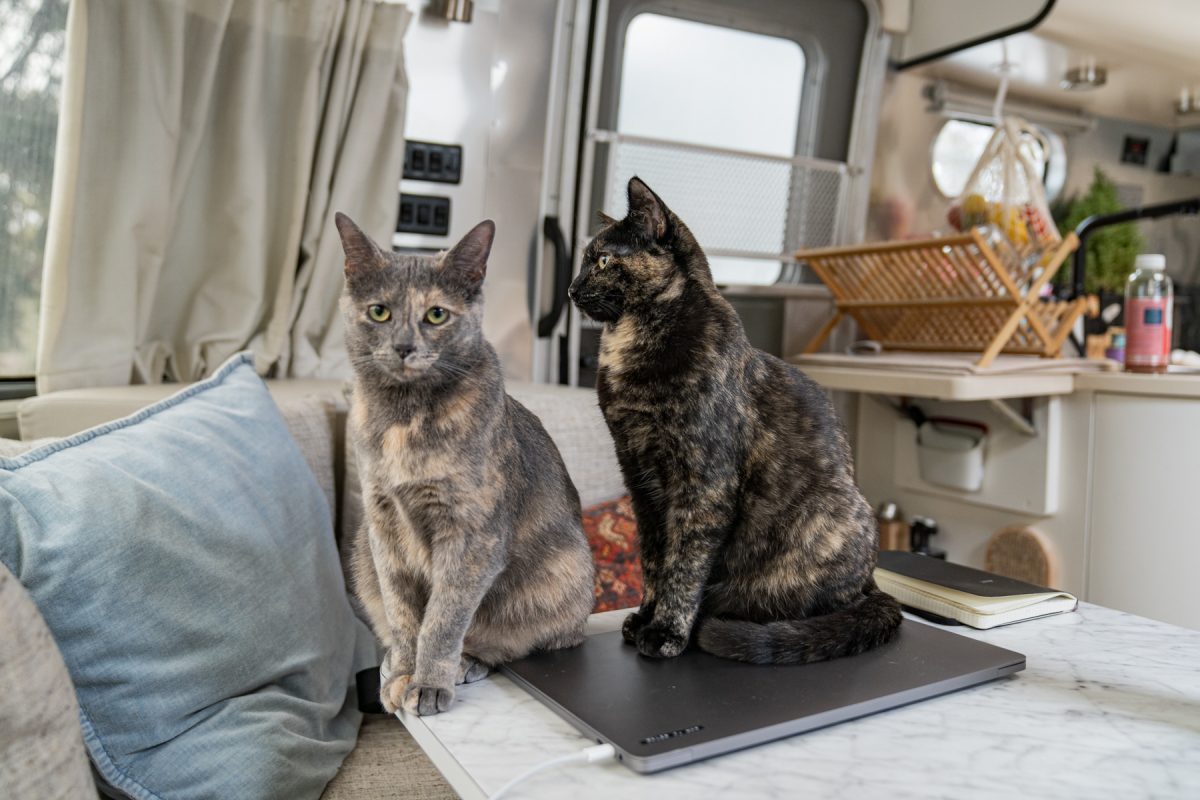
[1134,254,1166,270]
[877,501,900,521]
[910,515,938,533]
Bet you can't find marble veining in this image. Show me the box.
[398,605,1200,799]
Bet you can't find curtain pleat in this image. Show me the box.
[36,0,409,392]
[284,2,410,379]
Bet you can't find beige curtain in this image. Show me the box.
[36,0,410,393]
[284,1,410,379]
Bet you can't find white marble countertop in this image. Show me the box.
[1074,369,1200,398]
[396,605,1200,799]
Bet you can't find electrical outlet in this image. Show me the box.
[403,140,462,184]
[397,194,451,236]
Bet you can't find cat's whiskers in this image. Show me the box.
[349,355,390,375]
[432,359,470,378]
[595,300,621,320]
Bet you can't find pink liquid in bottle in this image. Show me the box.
[1124,254,1173,374]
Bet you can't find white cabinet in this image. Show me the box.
[1087,394,1200,630]
[816,362,1200,628]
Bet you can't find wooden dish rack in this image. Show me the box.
[797,229,1095,368]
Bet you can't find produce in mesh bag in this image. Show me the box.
[945,116,1061,281]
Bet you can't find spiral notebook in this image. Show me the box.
[875,551,1077,629]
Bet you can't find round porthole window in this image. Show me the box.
[931,119,1065,202]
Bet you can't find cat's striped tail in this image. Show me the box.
[695,583,902,665]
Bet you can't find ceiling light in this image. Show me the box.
[1061,64,1107,91]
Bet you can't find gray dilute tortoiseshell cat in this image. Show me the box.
[567,177,902,664]
[335,213,594,716]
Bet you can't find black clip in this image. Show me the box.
[356,667,387,715]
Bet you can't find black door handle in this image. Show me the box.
[537,215,571,338]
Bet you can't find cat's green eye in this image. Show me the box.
[425,307,449,325]
[367,304,391,322]
[598,255,610,269]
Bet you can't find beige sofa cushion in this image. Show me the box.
[16,378,346,440]
[20,377,625,550]
[508,382,624,508]
[0,555,96,800]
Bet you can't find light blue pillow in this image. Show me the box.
[0,353,375,800]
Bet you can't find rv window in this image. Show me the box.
[931,119,1064,202]
[618,13,805,285]
[0,0,66,378]
[618,14,804,153]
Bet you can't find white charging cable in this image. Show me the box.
[486,743,617,800]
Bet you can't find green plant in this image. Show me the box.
[1052,167,1144,294]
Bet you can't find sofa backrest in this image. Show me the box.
[19,379,627,543]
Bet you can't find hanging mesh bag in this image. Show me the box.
[946,115,1061,286]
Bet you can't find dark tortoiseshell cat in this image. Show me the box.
[568,177,901,664]
[336,214,593,715]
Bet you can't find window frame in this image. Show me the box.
[930,117,1068,202]
[615,11,809,155]
[608,4,827,163]
[604,4,832,286]
[0,379,37,401]
[612,10,814,286]
[0,0,68,382]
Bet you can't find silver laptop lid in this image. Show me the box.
[502,619,1024,773]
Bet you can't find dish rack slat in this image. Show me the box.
[797,230,1093,368]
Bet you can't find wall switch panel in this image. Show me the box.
[397,194,451,236]
[403,140,462,184]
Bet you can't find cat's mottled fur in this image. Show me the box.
[567,178,901,664]
[335,213,593,715]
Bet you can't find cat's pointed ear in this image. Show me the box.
[597,210,618,227]
[442,219,495,289]
[626,176,669,242]
[334,212,385,275]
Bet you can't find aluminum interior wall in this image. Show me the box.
[393,0,570,382]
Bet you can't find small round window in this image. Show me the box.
[931,119,1064,201]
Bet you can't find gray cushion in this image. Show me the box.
[0,558,96,800]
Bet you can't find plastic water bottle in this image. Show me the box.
[1124,254,1173,374]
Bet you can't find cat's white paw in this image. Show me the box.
[380,673,413,714]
